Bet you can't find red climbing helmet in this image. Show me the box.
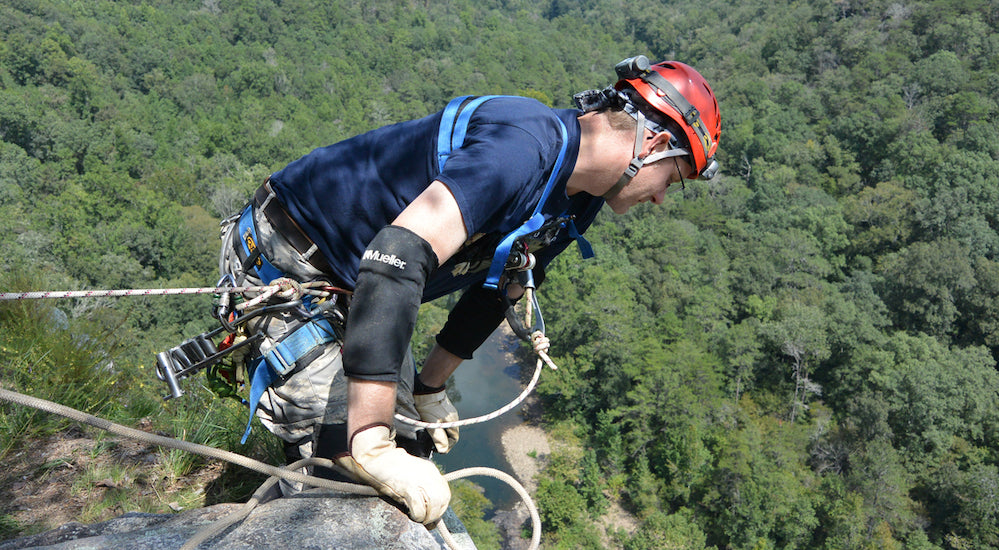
[614,57,721,179]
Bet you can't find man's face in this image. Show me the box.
[606,155,692,214]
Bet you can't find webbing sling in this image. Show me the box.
[436,95,593,290]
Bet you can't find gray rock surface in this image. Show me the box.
[0,491,476,550]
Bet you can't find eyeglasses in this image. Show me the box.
[666,156,687,194]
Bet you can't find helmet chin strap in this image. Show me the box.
[602,112,648,200]
[602,112,691,200]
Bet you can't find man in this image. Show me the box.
[217,55,720,526]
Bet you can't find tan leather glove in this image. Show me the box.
[335,424,450,525]
[413,388,460,453]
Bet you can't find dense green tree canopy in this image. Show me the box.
[2,0,998,548]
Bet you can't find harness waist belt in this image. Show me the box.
[253,180,334,276]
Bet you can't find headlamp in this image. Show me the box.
[699,158,720,180]
[615,55,652,80]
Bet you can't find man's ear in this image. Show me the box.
[642,131,674,157]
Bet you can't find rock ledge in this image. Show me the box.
[0,490,475,550]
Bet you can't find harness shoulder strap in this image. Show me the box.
[437,95,501,172]
[435,96,591,290]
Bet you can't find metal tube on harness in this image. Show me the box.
[156,351,185,400]
[196,334,219,357]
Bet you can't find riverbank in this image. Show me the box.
[489,332,640,548]
[493,423,549,550]
[501,424,550,495]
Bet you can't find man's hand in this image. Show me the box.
[414,387,460,453]
[335,424,451,525]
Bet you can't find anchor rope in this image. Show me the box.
[0,280,351,304]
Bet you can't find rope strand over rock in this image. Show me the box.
[0,386,541,550]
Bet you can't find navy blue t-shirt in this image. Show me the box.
[268,96,604,301]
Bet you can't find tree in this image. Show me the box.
[536,478,589,533]
[625,509,712,550]
[762,300,830,422]
[877,239,975,339]
[842,181,918,258]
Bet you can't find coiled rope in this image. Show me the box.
[0,387,541,550]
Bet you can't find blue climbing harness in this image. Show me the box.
[234,205,339,443]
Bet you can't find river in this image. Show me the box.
[432,328,529,513]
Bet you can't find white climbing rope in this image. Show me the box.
[396,356,548,430]
[0,281,343,303]
[396,327,558,430]
[0,386,541,550]
[0,286,273,301]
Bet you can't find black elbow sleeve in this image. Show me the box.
[342,225,437,382]
[436,263,547,359]
[435,285,507,360]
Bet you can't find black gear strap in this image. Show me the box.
[572,86,622,113]
[342,225,437,382]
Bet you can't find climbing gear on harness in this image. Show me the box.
[158,246,349,443]
[155,325,264,401]
[436,95,594,291]
[334,423,452,526]
[214,199,355,443]
[153,295,325,401]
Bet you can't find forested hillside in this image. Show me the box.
[2,0,998,549]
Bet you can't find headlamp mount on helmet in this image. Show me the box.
[614,55,652,81]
